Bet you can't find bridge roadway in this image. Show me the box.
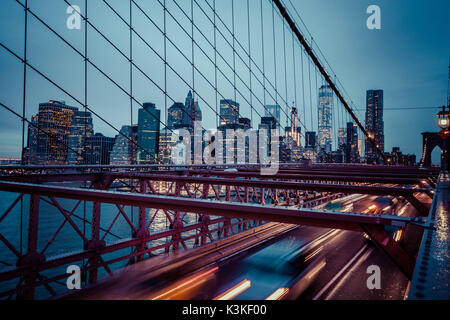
[66,194,422,300]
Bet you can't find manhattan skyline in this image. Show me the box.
[0,0,449,163]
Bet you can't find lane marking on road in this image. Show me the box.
[403,281,411,300]
[324,247,374,300]
[312,243,369,300]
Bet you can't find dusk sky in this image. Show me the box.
[0,0,449,162]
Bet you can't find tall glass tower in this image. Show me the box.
[183,90,202,129]
[318,85,333,153]
[168,102,185,129]
[219,99,239,126]
[365,89,384,163]
[346,122,360,163]
[68,110,93,164]
[137,103,160,164]
[35,100,78,165]
[84,133,115,165]
[338,128,347,150]
[265,105,281,129]
[110,124,138,165]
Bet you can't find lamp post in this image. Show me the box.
[437,105,450,171]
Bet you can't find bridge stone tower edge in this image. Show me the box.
[419,132,450,169]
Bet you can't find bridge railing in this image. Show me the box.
[0,168,433,300]
[0,182,266,300]
[408,171,450,299]
[1,166,345,300]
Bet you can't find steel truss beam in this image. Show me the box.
[0,163,439,175]
[107,173,427,195]
[239,168,438,179]
[361,225,416,279]
[1,170,430,214]
[0,170,435,185]
[0,181,422,229]
[0,180,425,281]
[157,169,433,185]
[106,173,431,215]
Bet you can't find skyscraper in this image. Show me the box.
[304,131,317,162]
[168,102,185,129]
[26,115,39,164]
[137,103,160,164]
[346,122,360,163]
[305,131,317,150]
[265,105,281,129]
[183,90,202,129]
[358,139,363,160]
[84,133,115,165]
[258,117,277,163]
[193,101,202,123]
[285,107,301,146]
[110,124,138,165]
[220,99,239,126]
[365,89,384,163]
[158,128,173,164]
[238,118,252,163]
[259,117,277,130]
[68,110,93,164]
[35,100,78,165]
[338,128,347,150]
[318,85,333,153]
[238,117,252,129]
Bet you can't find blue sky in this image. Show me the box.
[0,0,449,162]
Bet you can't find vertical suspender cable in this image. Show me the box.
[308,55,313,130]
[271,1,278,109]
[129,0,134,224]
[315,57,319,135]
[20,0,29,256]
[282,16,288,128]
[129,0,133,149]
[247,0,253,125]
[232,0,236,104]
[191,0,195,101]
[164,0,168,164]
[214,0,218,128]
[82,0,88,281]
[292,33,297,116]
[300,48,306,132]
[260,0,266,108]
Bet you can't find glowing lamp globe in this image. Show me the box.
[437,106,450,130]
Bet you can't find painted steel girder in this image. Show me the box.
[0,215,231,285]
[0,180,426,288]
[117,169,433,185]
[361,224,416,280]
[0,181,422,233]
[109,174,428,196]
[107,174,431,214]
[0,163,438,176]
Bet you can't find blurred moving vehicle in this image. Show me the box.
[324,199,354,212]
[363,196,403,242]
[209,230,336,300]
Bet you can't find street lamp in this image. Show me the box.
[437,106,450,171]
[437,106,450,130]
